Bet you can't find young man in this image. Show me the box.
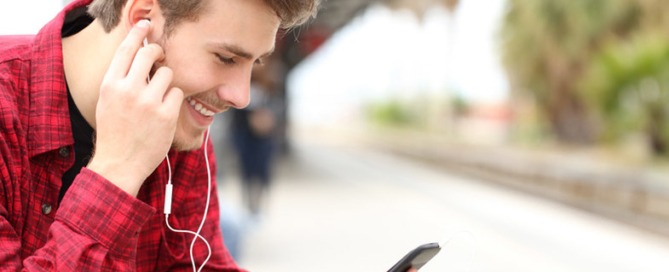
[0,0,317,270]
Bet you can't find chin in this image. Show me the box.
[172,129,206,151]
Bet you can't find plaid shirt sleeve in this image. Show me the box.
[0,132,243,271]
[1,167,156,271]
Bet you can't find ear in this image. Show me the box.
[126,0,156,26]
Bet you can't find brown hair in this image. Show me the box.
[88,0,319,34]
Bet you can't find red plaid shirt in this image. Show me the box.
[0,0,243,271]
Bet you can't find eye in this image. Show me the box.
[215,54,236,65]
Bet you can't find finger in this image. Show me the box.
[161,87,185,115]
[126,43,165,85]
[104,20,151,81]
[144,66,173,99]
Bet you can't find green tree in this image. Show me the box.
[582,33,669,156]
[499,0,640,144]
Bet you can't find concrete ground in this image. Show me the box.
[215,132,669,272]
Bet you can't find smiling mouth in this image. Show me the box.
[187,97,216,117]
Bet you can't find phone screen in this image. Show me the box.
[387,242,441,272]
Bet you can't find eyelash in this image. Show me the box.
[216,54,236,65]
[215,54,265,66]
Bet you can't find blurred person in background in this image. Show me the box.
[0,0,317,270]
[230,56,285,217]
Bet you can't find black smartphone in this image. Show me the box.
[387,242,441,272]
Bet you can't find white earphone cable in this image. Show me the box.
[147,36,212,271]
[164,128,213,272]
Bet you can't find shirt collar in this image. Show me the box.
[27,0,92,157]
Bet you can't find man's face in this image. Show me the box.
[154,0,280,151]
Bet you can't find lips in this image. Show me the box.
[187,97,216,117]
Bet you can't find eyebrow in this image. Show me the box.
[213,42,275,60]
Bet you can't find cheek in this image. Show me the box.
[169,64,207,96]
[160,41,215,94]
[165,56,220,96]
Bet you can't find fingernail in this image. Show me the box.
[137,19,150,29]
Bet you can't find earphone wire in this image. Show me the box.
[151,36,212,270]
[164,128,213,272]
[191,128,213,271]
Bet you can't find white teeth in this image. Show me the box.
[187,98,215,117]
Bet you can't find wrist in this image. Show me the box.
[86,159,144,197]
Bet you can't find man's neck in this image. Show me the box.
[62,19,126,129]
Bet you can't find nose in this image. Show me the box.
[217,66,252,109]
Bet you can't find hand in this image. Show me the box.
[87,20,184,196]
[407,268,418,272]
